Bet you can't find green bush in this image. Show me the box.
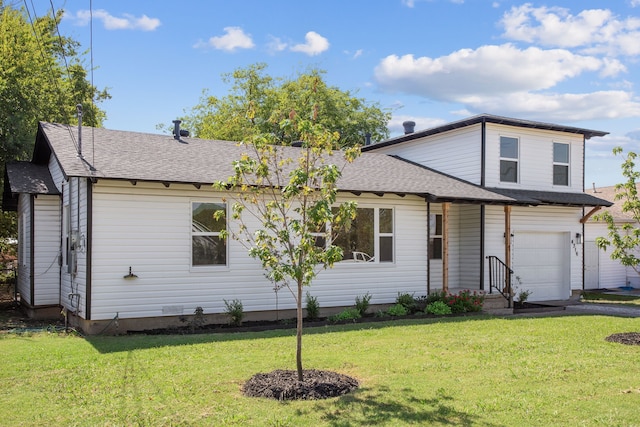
[386,303,408,317]
[223,299,244,326]
[305,292,320,320]
[426,290,448,305]
[395,292,417,313]
[329,308,361,323]
[426,301,452,315]
[355,292,372,316]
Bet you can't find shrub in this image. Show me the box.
[516,289,532,303]
[329,308,361,323]
[223,299,244,326]
[395,292,417,313]
[426,301,452,315]
[355,292,372,316]
[444,290,484,313]
[386,303,408,317]
[190,306,206,331]
[305,292,320,320]
[426,290,448,305]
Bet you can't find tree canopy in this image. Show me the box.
[180,63,390,148]
[0,2,110,242]
[0,2,109,167]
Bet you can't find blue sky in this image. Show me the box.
[47,0,640,186]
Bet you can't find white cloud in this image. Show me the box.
[374,44,610,101]
[460,91,640,122]
[200,27,254,52]
[492,2,500,8]
[70,9,160,31]
[500,4,640,57]
[631,0,640,7]
[290,31,329,56]
[267,36,288,53]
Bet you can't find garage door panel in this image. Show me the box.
[513,232,569,301]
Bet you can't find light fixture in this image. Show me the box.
[575,233,582,245]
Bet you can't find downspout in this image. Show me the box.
[582,135,586,291]
[479,118,486,290]
[85,178,92,320]
[427,201,431,294]
[29,195,35,305]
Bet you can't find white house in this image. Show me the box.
[3,114,611,333]
[584,184,640,289]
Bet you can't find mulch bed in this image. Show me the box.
[605,332,640,346]
[242,369,358,400]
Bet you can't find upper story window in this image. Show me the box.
[500,136,519,183]
[429,214,442,260]
[192,202,227,266]
[553,142,569,186]
[333,207,394,263]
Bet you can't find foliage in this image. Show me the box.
[213,74,361,381]
[516,289,532,303]
[354,292,372,316]
[426,301,452,315]
[395,292,417,314]
[444,290,485,313]
[385,303,409,317]
[328,307,362,323]
[189,306,206,332]
[0,4,109,167]
[223,299,244,326]
[305,292,320,321]
[179,63,390,148]
[595,147,640,275]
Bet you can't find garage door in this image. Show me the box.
[513,232,570,301]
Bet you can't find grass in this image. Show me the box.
[581,291,640,306]
[1,315,639,426]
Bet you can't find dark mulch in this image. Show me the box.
[242,369,359,400]
[605,332,640,346]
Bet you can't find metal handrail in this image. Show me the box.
[486,255,513,308]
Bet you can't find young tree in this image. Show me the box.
[595,147,640,275]
[215,78,359,381]
[180,63,390,148]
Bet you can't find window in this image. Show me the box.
[553,142,569,186]
[191,202,227,266]
[333,207,394,263]
[500,136,519,183]
[429,214,442,260]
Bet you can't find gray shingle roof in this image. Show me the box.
[38,122,518,205]
[585,184,639,221]
[487,187,612,207]
[2,161,60,211]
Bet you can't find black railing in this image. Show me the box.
[486,255,513,308]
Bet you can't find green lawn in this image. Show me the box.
[581,291,640,306]
[1,315,639,426]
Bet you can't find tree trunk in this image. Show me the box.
[296,280,304,381]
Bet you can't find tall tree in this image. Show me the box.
[216,76,359,381]
[0,3,109,238]
[595,147,640,275]
[180,63,390,147]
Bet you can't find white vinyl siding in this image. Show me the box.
[485,124,584,192]
[369,124,482,185]
[484,205,584,301]
[585,221,639,288]
[16,195,31,305]
[32,195,61,305]
[89,181,429,320]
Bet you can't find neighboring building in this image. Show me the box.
[3,115,611,333]
[584,184,640,289]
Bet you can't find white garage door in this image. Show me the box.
[513,232,570,301]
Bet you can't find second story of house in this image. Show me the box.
[364,114,608,194]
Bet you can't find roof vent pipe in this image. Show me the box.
[365,132,372,146]
[402,121,416,135]
[76,104,83,157]
[172,120,182,140]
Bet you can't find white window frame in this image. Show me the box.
[190,201,228,268]
[429,214,443,260]
[500,136,519,184]
[333,206,395,264]
[553,142,570,186]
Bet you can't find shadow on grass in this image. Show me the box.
[307,386,504,427]
[85,314,495,354]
